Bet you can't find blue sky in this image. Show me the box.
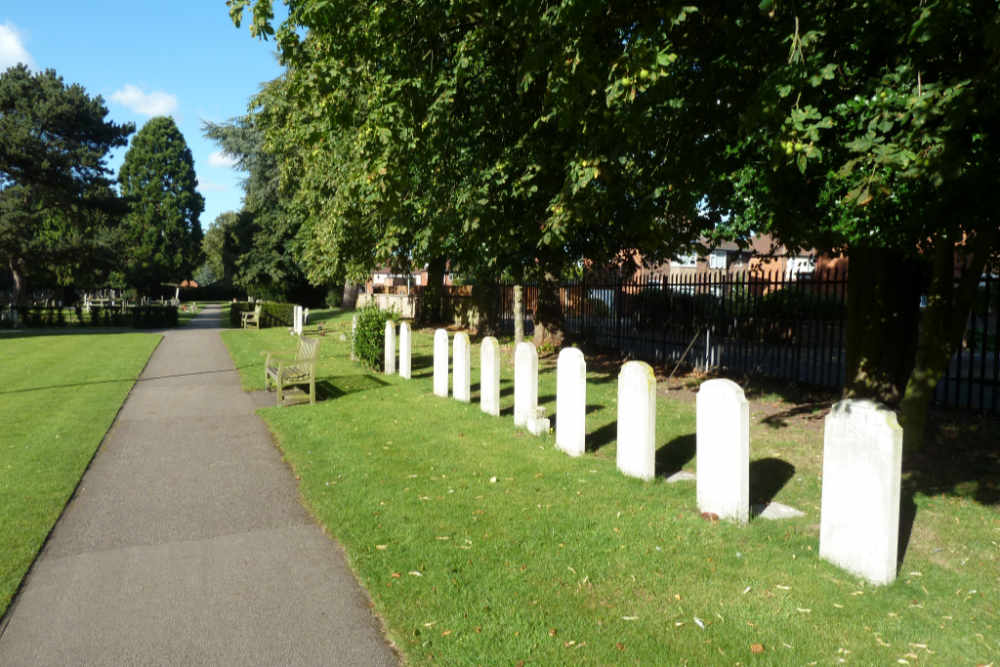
[1,2,288,231]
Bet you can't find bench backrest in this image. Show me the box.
[295,336,320,362]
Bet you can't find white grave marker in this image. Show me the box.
[293,305,304,335]
[513,342,538,427]
[453,332,471,402]
[350,315,358,360]
[556,347,586,456]
[616,361,656,481]
[480,337,501,416]
[398,321,412,379]
[820,399,902,585]
[384,321,396,374]
[696,379,750,523]
[433,329,449,397]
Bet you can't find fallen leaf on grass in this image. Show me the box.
[622,616,638,621]
[375,544,388,550]
[694,617,705,629]
[700,512,720,522]
[408,571,422,577]
[549,628,557,637]
[751,643,765,654]
[615,642,625,651]
[776,585,791,590]
[391,572,401,579]
[441,630,452,637]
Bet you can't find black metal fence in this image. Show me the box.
[492,270,1000,414]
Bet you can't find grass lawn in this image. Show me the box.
[223,309,998,664]
[0,331,160,615]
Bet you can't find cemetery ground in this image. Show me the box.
[0,330,161,615]
[223,309,997,665]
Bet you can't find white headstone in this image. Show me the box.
[480,337,501,416]
[513,342,538,427]
[384,321,396,374]
[556,347,586,456]
[696,379,750,523]
[350,315,358,360]
[293,305,303,335]
[453,332,471,402]
[433,329,449,397]
[527,407,550,436]
[820,399,902,585]
[398,321,412,379]
[616,361,656,481]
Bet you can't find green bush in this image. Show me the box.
[131,305,178,328]
[353,304,399,370]
[261,301,295,328]
[326,285,343,308]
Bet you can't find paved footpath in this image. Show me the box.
[0,305,398,666]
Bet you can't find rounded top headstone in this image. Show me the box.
[515,341,537,361]
[698,378,747,404]
[434,328,448,342]
[558,347,585,364]
[618,360,655,389]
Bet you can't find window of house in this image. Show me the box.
[674,253,698,268]
[708,251,727,270]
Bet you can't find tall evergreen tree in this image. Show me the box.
[118,116,204,292]
[0,64,133,303]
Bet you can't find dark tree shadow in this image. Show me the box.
[315,380,345,401]
[655,434,696,477]
[749,457,796,512]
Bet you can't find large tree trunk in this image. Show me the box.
[899,231,994,452]
[513,285,524,345]
[533,272,565,350]
[844,246,924,405]
[420,256,447,325]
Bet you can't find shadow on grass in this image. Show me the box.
[748,457,796,507]
[898,487,918,568]
[655,434,695,477]
[316,374,390,400]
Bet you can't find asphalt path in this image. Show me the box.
[0,304,398,666]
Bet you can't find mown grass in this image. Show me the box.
[223,310,998,664]
[0,331,161,615]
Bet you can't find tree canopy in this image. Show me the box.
[228,1,1000,448]
[0,64,133,302]
[118,116,204,291]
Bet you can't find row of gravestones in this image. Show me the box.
[368,318,903,586]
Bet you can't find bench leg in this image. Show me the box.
[277,382,283,406]
[309,378,316,405]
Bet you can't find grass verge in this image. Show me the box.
[0,331,161,615]
[222,310,998,664]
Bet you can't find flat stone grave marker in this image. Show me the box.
[453,332,471,402]
[384,321,396,374]
[556,347,586,456]
[513,342,538,427]
[696,379,750,523]
[480,337,500,416]
[433,329,449,397]
[616,361,656,481]
[399,321,412,379]
[820,399,902,585]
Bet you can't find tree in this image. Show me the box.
[203,115,322,303]
[706,1,1000,450]
[118,116,204,292]
[0,64,133,303]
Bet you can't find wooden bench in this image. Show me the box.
[264,335,320,405]
[242,304,261,329]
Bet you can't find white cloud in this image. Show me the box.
[198,180,228,193]
[110,84,178,116]
[208,151,238,168]
[0,22,35,70]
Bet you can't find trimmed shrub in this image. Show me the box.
[131,305,178,328]
[261,301,295,328]
[353,304,399,370]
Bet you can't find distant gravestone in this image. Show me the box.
[350,315,358,360]
[384,321,396,374]
[820,399,902,585]
[399,321,412,379]
[480,337,501,416]
[513,342,538,427]
[433,329,449,397]
[696,379,750,523]
[556,347,586,456]
[616,361,656,481]
[453,332,471,402]
[293,305,304,335]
